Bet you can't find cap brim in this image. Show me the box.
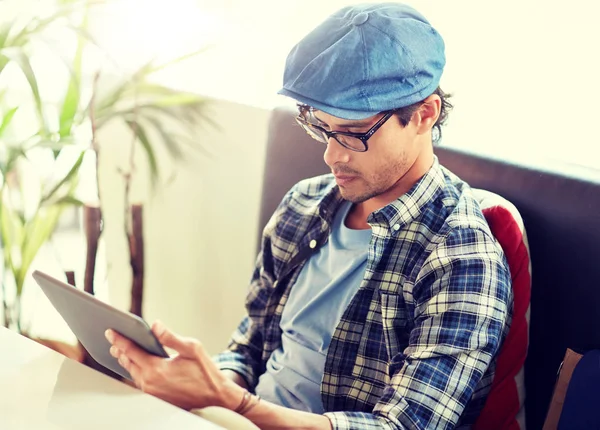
[277,88,378,120]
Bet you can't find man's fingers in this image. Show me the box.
[118,355,143,388]
[118,353,131,371]
[128,363,143,389]
[109,345,120,358]
[105,329,116,344]
[108,334,153,392]
[105,329,151,365]
[152,321,198,358]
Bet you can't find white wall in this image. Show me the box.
[97,99,270,354]
[136,0,600,168]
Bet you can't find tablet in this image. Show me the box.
[32,270,169,380]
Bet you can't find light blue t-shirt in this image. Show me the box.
[255,201,371,413]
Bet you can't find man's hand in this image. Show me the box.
[105,321,244,411]
[106,322,332,429]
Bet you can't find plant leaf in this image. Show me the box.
[29,136,76,151]
[0,106,19,137]
[12,4,82,46]
[40,150,85,204]
[58,37,83,138]
[90,80,130,122]
[51,195,84,206]
[124,120,159,186]
[0,54,10,83]
[0,22,12,49]
[0,146,27,177]
[0,48,45,132]
[145,47,212,75]
[141,115,183,160]
[4,18,32,49]
[58,0,93,138]
[140,113,215,160]
[64,23,99,48]
[0,195,24,288]
[16,205,63,295]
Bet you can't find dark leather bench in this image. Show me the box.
[257,105,600,429]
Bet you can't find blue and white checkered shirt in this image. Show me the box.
[215,158,513,429]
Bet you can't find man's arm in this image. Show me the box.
[221,369,334,430]
[106,226,510,430]
[221,369,248,390]
[211,226,512,430]
[323,227,513,429]
[106,322,332,429]
[240,399,332,430]
[224,369,335,429]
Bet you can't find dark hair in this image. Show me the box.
[392,86,453,144]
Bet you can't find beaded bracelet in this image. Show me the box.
[234,389,261,415]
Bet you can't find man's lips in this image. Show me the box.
[334,174,357,186]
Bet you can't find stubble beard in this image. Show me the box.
[339,182,380,203]
[338,160,408,203]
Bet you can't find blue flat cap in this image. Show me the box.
[278,3,446,120]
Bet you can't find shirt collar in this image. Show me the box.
[318,183,345,224]
[318,156,446,231]
[367,156,446,230]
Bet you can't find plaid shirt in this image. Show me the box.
[215,159,513,429]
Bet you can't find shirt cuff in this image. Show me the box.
[213,351,257,391]
[324,411,393,430]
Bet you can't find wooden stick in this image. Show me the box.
[129,204,144,317]
[65,270,76,287]
[83,205,102,295]
[1,272,9,328]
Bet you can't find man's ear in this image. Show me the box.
[413,94,441,136]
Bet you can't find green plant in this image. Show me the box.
[0,3,88,332]
[0,137,84,332]
[0,0,215,332]
[84,57,215,316]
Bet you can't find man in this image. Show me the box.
[106,3,513,429]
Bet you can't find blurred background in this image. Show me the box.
[1,0,598,356]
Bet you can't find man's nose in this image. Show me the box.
[323,137,350,167]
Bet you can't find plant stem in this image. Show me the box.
[83,205,102,295]
[84,72,104,297]
[1,278,9,328]
[1,190,10,328]
[129,204,144,316]
[122,73,138,239]
[124,78,144,317]
[16,298,22,334]
[90,71,103,207]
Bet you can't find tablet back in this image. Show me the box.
[32,270,168,380]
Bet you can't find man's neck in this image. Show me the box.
[345,152,434,230]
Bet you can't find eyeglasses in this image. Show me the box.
[295,106,394,152]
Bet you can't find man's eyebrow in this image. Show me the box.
[313,113,373,128]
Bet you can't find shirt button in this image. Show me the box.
[309,239,317,249]
[393,224,400,231]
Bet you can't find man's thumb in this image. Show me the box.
[152,321,194,357]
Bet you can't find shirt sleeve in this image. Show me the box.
[324,227,513,429]
[213,186,297,390]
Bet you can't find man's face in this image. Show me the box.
[314,110,424,204]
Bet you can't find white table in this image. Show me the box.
[0,327,223,429]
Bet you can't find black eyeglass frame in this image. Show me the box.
[295,107,395,153]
